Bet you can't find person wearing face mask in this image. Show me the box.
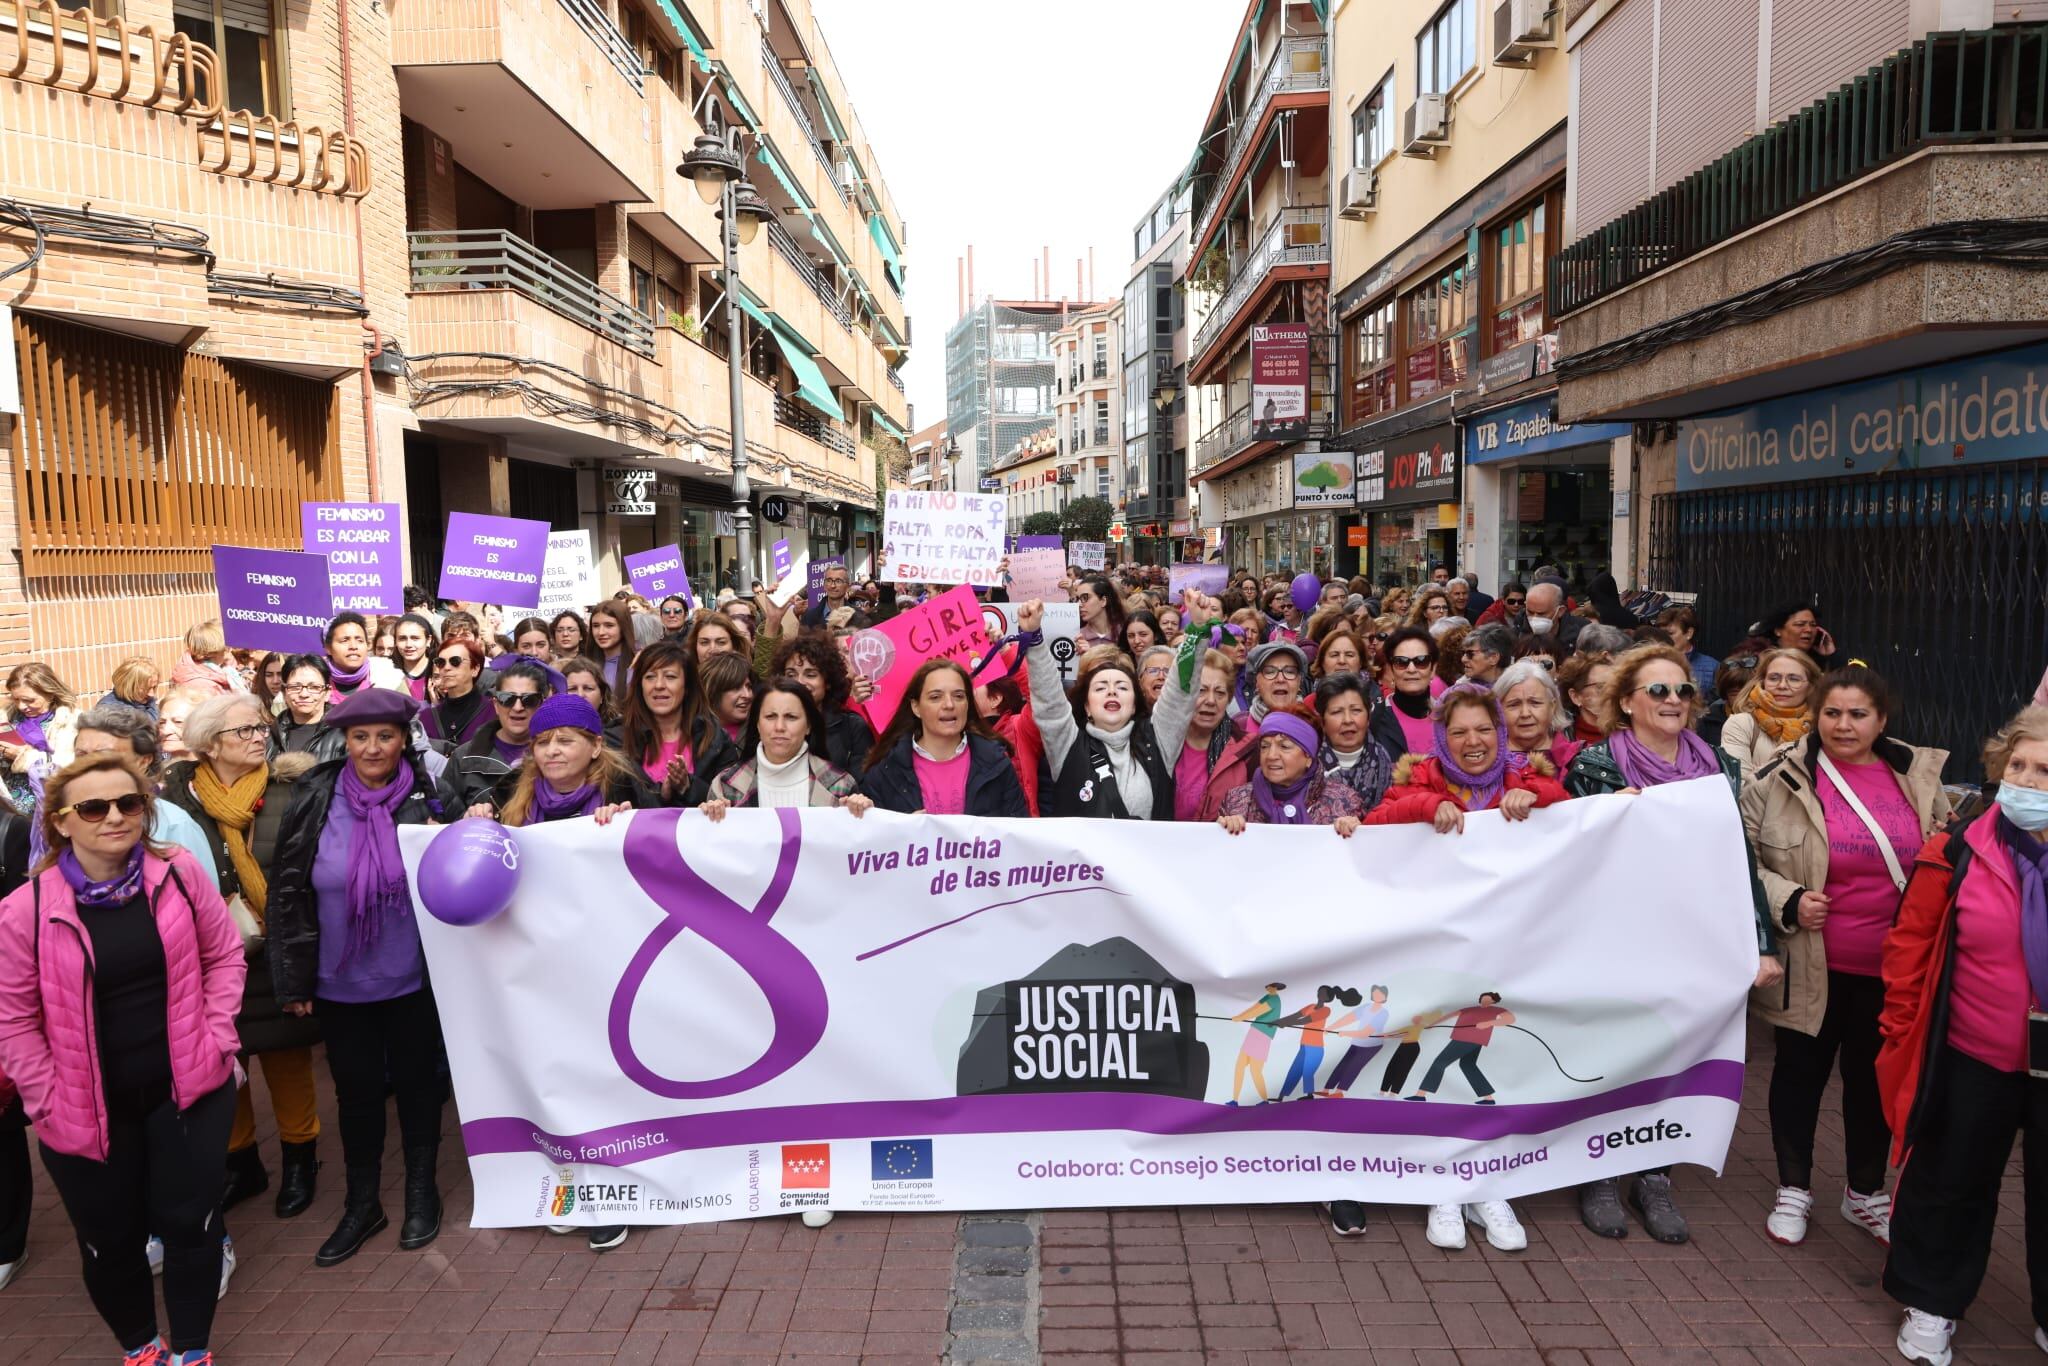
[1214,706,1367,836]
[1495,659,1580,772]
[1722,647,1821,778]
[1742,667,1950,1252]
[1518,582,1584,651]
[1566,645,1782,1245]
[861,660,1030,817]
[1369,627,1445,766]
[1312,674,1391,812]
[1878,705,2048,1366]
[1016,599,1196,821]
[320,613,407,700]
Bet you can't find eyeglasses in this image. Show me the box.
[1762,672,1807,688]
[491,690,542,710]
[433,655,468,669]
[1390,655,1433,670]
[284,682,326,695]
[57,793,146,823]
[1257,665,1301,681]
[1141,666,1170,680]
[1636,682,1699,702]
[223,723,270,743]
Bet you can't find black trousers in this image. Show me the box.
[1886,1045,2048,1326]
[1770,969,1890,1194]
[0,1097,29,1264]
[1380,1042,1421,1093]
[317,987,447,1167]
[39,1079,235,1353]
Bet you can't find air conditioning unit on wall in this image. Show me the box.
[1402,93,1450,156]
[1337,167,1379,219]
[1492,0,1555,65]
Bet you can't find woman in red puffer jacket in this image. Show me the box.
[1366,683,1569,833]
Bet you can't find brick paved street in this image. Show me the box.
[3,1025,2039,1364]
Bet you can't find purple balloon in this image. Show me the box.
[1290,571,1322,616]
[416,818,522,927]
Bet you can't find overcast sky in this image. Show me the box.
[808,0,1248,430]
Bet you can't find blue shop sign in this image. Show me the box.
[1465,397,1630,465]
[1675,341,2048,492]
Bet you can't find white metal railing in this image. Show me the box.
[1191,207,1330,363]
[559,0,646,88]
[1192,35,1328,250]
[762,47,835,182]
[888,366,905,393]
[768,218,853,331]
[408,230,655,356]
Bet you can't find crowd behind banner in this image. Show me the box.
[0,556,2041,1366]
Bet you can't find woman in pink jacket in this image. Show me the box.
[0,752,245,1366]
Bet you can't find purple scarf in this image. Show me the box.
[1998,814,2048,1010]
[328,657,370,698]
[1431,685,1516,810]
[1608,727,1721,789]
[531,780,600,822]
[337,760,413,960]
[13,712,50,754]
[1250,769,1315,825]
[58,845,145,907]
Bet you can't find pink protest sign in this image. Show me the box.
[1007,546,1068,603]
[851,585,992,728]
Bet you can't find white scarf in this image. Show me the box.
[756,743,813,809]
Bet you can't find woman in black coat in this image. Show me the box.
[861,659,1029,817]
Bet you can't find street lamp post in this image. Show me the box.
[679,126,775,592]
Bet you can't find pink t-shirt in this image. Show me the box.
[1174,741,1212,822]
[642,737,685,783]
[1393,705,1435,757]
[913,744,971,815]
[1949,823,2030,1072]
[1817,758,1922,977]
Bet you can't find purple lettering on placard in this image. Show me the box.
[625,544,693,606]
[438,512,550,609]
[212,545,334,653]
[300,502,402,615]
[806,555,845,609]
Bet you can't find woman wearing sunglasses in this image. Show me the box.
[275,655,347,764]
[1565,644,1782,1246]
[0,752,244,1366]
[161,695,327,1226]
[1369,627,1445,767]
[267,689,461,1268]
[453,660,556,812]
[420,639,490,748]
[1741,666,1949,1249]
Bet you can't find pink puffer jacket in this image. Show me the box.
[0,849,245,1159]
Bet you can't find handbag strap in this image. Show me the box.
[1815,752,1909,892]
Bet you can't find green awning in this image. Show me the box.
[806,70,851,144]
[755,142,813,214]
[1309,0,1327,21]
[730,286,839,420]
[649,0,712,72]
[868,213,903,290]
[871,410,907,441]
[716,64,762,131]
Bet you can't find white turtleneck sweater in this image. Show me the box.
[755,743,814,808]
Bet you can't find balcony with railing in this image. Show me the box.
[888,366,906,393]
[1551,25,2048,317]
[560,0,646,86]
[408,230,654,355]
[1191,207,1330,363]
[1193,35,1329,251]
[763,47,836,183]
[768,218,853,332]
[1194,394,1336,474]
[776,394,858,455]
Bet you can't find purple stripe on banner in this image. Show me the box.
[462,1059,1743,1167]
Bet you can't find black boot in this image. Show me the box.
[275,1140,319,1219]
[220,1145,269,1212]
[315,1165,387,1267]
[397,1145,441,1250]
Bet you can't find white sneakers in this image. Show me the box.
[1766,1186,1814,1244]
[218,1236,236,1302]
[800,1209,834,1228]
[0,1252,21,1292]
[143,1234,232,1297]
[1842,1188,1893,1244]
[1896,1308,1955,1365]
[1423,1201,1526,1252]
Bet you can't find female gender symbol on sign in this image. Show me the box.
[611,808,829,1097]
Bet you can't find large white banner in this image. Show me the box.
[399,780,1757,1227]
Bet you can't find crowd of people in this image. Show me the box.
[0,558,2034,1366]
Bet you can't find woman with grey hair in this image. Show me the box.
[1575,623,1637,656]
[1459,625,1515,686]
[1136,645,1176,706]
[1495,658,1581,771]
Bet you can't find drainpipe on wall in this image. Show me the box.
[340,0,380,502]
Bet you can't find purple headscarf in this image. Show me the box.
[1249,711,1321,824]
[1431,682,1521,811]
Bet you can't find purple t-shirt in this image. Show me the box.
[310,794,426,1004]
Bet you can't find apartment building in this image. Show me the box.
[991,427,1063,537]
[0,0,910,678]
[943,297,1079,490]
[1183,0,1338,581]
[1327,0,1626,592]
[1553,0,2048,768]
[1050,302,1121,516]
[1121,182,1193,567]
[904,418,946,493]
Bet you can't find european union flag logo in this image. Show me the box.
[870,1138,934,1181]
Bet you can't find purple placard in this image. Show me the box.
[1168,562,1229,606]
[301,501,402,615]
[212,545,334,653]
[772,538,793,582]
[625,544,693,605]
[437,512,550,610]
[806,555,846,608]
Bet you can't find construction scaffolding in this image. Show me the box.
[943,298,1076,481]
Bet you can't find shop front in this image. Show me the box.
[1462,397,1631,595]
[1356,423,1461,586]
[1210,455,1297,576]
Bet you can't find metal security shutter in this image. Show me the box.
[1768,0,1910,123]
[1654,0,1759,193]
[1570,0,1656,241]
